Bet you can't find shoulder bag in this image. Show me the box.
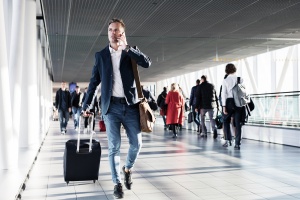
[131,59,155,133]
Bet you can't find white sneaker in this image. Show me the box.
[83,128,87,134]
[75,127,78,131]
[61,131,65,135]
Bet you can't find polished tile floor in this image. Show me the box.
[13,119,300,199]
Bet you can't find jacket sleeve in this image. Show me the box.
[55,90,59,109]
[83,53,101,110]
[71,93,75,107]
[127,46,151,68]
[221,80,227,107]
[68,91,72,108]
[195,85,201,109]
[189,87,194,106]
[149,91,155,101]
[214,88,219,108]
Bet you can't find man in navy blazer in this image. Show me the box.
[83,18,151,199]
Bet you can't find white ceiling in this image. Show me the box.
[41,0,300,83]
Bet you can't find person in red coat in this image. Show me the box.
[166,83,185,138]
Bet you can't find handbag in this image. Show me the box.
[131,59,155,133]
[215,110,223,129]
[99,116,106,132]
[188,111,193,123]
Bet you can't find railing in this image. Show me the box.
[247,91,300,128]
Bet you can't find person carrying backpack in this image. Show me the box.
[221,63,244,150]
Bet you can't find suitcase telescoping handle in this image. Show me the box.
[77,112,94,153]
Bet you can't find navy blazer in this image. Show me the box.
[83,45,151,114]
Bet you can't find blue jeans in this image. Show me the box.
[72,106,81,128]
[58,109,70,131]
[191,106,200,126]
[103,101,142,184]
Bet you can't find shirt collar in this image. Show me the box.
[109,45,122,54]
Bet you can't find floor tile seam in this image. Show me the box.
[231,168,300,190]
[232,181,285,198]
[95,180,110,200]
[133,165,173,199]
[176,180,235,199]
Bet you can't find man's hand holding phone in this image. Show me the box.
[117,32,127,50]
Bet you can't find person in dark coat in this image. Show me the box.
[157,87,168,129]
[195,75,219,138]
[71,85,82,131]
[55,81,71,134]
[166,83,185,138]
[189,79,201,132]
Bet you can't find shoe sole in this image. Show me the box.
[113,194,124,199]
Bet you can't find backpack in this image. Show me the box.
[157,94,162,108]
[232,77,250,107]
[157,94,166,108]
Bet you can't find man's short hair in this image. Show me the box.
[196,79,200,84]
[108,18,125,30]
[225,63,236,74]
[201,75,207,82]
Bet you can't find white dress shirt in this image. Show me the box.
[109,46,125,97]
[221,73,244,106]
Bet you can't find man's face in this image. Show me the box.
[61,82,66,89]
[108,22,124,44]
[76,87,80,93]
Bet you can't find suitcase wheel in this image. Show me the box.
[93,180,96,183]
[66,181,69,185]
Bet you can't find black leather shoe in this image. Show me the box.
[213,129,218,139]
[234,145,240,150]
[113,183,124,199]
[122,166,132,190]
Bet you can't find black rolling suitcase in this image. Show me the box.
[63,114,101,184]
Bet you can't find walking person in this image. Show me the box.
[71,86,82,131]
[221,63,244,150]
[82,18,151,198]
[195,75,219,138]
[165,83,185,138]
[157,87,168,129]
[189,79,201,132]
[219,74,236,147]
[55,81,71,134]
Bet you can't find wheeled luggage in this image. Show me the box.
[99,116,106,132]
[99,120,106,132]
[63,114,101,184]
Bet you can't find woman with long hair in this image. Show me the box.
[165,83,185,138]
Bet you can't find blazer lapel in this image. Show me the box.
[102,45,113,73]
